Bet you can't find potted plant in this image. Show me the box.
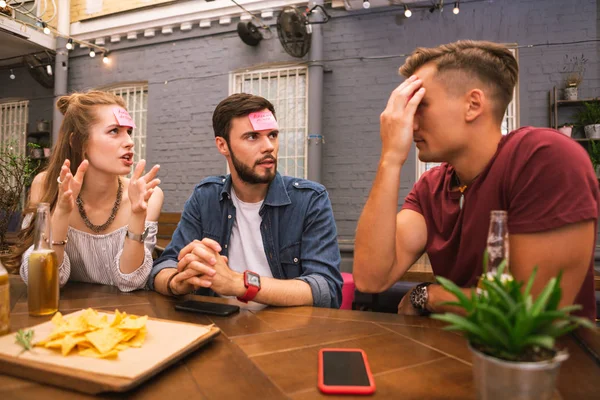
[575,101,600,139]
[0,142,41,252]
[561,54,587,100]
[38,139,52,158]
[557,123,574,137]
[585,139,600,179]
[431,256,594,400]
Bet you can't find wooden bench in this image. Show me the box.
[154,212,181,258]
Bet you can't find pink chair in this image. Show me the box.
[340,272,355,310]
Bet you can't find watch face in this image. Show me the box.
[246,272,261,288]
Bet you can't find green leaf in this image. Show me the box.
[522,267,537,300]
[431,313,491,342]
[481,322,511,349]
[435,276,473,312]
[522,335,555,350]
[477,303,512,336]
[480,279,516,311]
[530,277,558,317]
[496,259,508,277]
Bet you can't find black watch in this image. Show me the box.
[410,282,433,316]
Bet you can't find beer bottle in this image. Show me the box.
[479,210,511,289]
[27,203,59,316]
[0,259,9,335]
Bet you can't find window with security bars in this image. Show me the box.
[230,67,308,178]
[100,83,148,169]
[0,100,29,157]
[416,47,519,180]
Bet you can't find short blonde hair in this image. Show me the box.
[400,40,518,121]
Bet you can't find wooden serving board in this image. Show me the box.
[0,309,220,394]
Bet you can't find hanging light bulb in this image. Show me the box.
[0,1,7,8]
[9,69,15,80]
[46,64,53,75]
[362,0,370,9]
[66,38,73,50]
[404,5,412,18]
[453,2,460,14]
[89,49,96,58]
[102,53,111,64]
[42,22,51,35]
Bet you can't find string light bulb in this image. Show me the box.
[103,53,111,64]
[0,1,7,8]
[46,64,52,75]
[66,39,73,50]
[89,49,96,58]
[453,2,460,14]
[404,5,412,18]
[42,22,50,35]
[9,69,15,80]
[362,0,370,9]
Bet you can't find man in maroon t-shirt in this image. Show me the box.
[353,40,598,321]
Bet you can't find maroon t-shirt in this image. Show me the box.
[403,127,599,320]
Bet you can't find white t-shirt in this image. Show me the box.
[228,188,273,279]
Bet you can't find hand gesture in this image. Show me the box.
[55,159,88,215]
[175,238,242,297]
[128,160,160,215]
[380,75,426,166]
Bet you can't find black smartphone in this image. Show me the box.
[318,348,376,395]
[174,300,240,317]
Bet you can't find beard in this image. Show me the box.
[230,146,277,184]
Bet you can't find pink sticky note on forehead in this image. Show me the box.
[249,111,278,131]
[113,107,137,129]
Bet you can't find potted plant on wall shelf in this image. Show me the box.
[557,123,574,137]
[585,139,600,179]
[561,54,587,100]
[431,256,594,400]
[576,101,600,140]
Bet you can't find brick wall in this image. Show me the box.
[0,67,55,136]
[61,0,600,238]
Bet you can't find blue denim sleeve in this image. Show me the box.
[294,190,343,308]
[147,190,204,290]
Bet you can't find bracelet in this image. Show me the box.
[52,237,69,246]
[166,271,183,297]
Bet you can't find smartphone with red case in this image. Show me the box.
[318,348,376,395]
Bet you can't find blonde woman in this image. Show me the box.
[12,91,163,291]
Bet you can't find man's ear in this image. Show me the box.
[465,88,485,122]
[215,137,230,156]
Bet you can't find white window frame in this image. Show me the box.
[229,66,309,179]
[98,82,149,170]
[416,46,519,180]
[0,100,29,157]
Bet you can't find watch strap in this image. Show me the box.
[237,271,261,303]
[127,226,149,242]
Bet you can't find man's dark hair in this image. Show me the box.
[212,93,276,142]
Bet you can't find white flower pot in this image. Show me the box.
[557,126,572,137]
[564,87,578,100]
[469,344,568,400]
[584,124,600,139]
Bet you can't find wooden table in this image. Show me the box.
[4,275,597,399]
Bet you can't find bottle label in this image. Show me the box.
[0,284,9,335]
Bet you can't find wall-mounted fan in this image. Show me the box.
[277,7,311,58]
[24,53,54,89]
[237,21,263,46]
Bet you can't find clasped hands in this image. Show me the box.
[169,238,244,297]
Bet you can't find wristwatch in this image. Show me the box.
[126,227,149,243]
[237,270,261,303]
[410,282,433,315]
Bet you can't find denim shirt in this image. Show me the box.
[149,173,343,308]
